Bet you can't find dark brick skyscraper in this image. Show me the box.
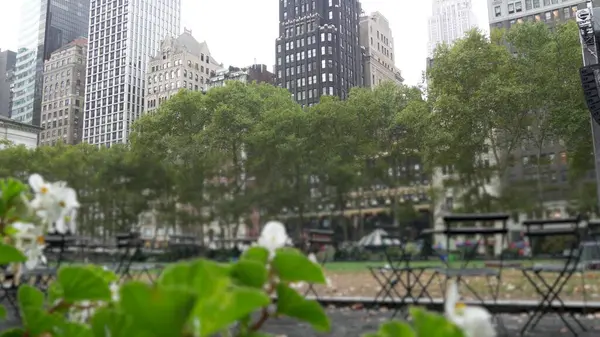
[275,0,363,107]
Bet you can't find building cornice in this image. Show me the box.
[0,117,43,134]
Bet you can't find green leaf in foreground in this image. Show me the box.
[241,246,270,265]
[0,305,6,320]
[17,285,44,309]
[120,282,196,337]
[231,259,268,288]
[378,321,416,337]
[194,287,270,337]
[58,266,111,302]
[91,307,148,337]
[52,321,93,337]
[410,307,465,337]
[0,243,26,265]
[276,283,330,332]
[158,259,230,299]
[0,328,25,337]
[272,248,326,283]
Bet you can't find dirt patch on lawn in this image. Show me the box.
[295,269,600,301]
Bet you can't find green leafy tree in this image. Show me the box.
[427,28,529,213]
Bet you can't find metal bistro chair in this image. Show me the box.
[0,232,74,319]
[519,216,587,336]
[28,232,76,291]
[368,225,435,318]
[302,228,334,299]
[112,232,144,283]
[431,213,509,330]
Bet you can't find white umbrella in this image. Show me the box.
[357,229,401,247]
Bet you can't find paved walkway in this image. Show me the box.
[263,308,600,336]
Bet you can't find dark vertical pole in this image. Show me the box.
[579,2,600,212]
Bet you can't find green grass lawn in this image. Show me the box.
[322,259,543,272]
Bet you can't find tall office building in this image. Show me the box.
[427,0,477,57]
[12,0,90,125]
[40,38,87,146]
[359,12,403,88]
[488,0,600,29]
[0,50,17,117]
[274,0,363,106]
[83,0,181,146]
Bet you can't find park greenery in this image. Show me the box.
[0,19,588,337]
[0,175,464,337]
[0,21,593,242]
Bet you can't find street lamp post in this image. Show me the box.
[577,1,600,211]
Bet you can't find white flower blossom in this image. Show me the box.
[445,279,496,337]
[257,221,290,257]
[11,222,47,270]
[28,174,79,232]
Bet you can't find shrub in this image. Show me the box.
[0,176,466,337]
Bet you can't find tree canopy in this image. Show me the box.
[0,20,594,238]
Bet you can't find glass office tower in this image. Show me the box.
[12,0,90,125]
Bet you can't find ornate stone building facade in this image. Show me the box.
[145,29,221,113]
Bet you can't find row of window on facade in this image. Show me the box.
[41,115,77,131]
[370,36,393,63]
[41,108,79,126]
[84,131,124,145]
[521,152,567,166]
[147,68,208,86]
[148,81,200,94]
[85,121,124,136]
[282,0,316,20]
[495,0,576,17]
[39,126,74,139]
[42,99,80,112]
[150,59,211,74]
[291,87,336,101]
[86,112,124,129]
[44,57,84,72]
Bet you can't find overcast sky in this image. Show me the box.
[0,0,489,86]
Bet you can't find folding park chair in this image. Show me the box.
[519,216,588,336]
[579,221,600,316]
[368,225,435,318]
[302,229,334,299]
[113,232,144,283]
[0,265,18,319]
[27,233,76,292]
[429,213,509,331]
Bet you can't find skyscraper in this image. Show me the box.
[427,0,477,57]
[0,50,17,117]
[275,0,363,106]
[83,0,181,146]
[12,0,91,125]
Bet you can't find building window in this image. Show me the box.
[533,0,540,8]
[508,3,514,14]
[494,6,501,17]
[515,1,522,12]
